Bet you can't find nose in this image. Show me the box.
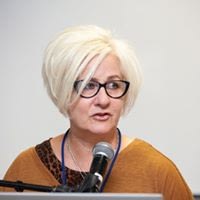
[94,87,110,107]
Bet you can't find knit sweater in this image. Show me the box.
[0,139,193,200]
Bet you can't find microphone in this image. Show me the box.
[90,142,114,180]
[78,142,114,192]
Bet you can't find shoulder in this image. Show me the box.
[6,147,39,169]
[3,147,37,181]
[11,147,36,164]
[11,138,54,168]
[123,138,166,157]
[121,138,190,183]
[120,138,181,173]
[112,137,193,198]
[4,139,51,179]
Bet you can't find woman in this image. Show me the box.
[0,25,193,199]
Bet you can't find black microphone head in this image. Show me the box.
[92,142,114,160]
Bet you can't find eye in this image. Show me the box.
[84,81,98,90]
[107,81,120,89]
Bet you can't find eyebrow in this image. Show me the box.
[90,75,123,82]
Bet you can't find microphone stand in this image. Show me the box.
[0,176,99,193]
[78,173,101,192]
[0,180,76,192]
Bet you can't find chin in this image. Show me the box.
[89,126,115,135]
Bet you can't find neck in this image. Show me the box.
[68,128,118,152]
[65,128,119,171]
[60,128,122,187]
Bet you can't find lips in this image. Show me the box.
[92,112,111,121]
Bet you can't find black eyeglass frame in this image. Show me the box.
[74,80,130,99]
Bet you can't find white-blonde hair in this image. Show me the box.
[42,25,142,117]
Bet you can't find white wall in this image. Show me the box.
[0,0,200,193]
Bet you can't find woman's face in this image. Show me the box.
[68,54,125,136]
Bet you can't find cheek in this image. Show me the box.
[67,101,79,119]
[112,100,124,116]
[67,99,89,119]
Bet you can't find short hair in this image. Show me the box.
[42,25,142,117]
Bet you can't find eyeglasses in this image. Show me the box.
[74,80,130,99]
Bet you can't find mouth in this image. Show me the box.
[92,113,111,121]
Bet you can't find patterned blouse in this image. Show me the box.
[35,139,85,188]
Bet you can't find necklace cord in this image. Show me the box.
[67,134,87,180]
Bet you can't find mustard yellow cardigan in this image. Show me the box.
[0,139,193,200]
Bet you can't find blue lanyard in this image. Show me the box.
[61,129,70,185]
[61,128,121,191]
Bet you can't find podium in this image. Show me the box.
[0,192,163,200]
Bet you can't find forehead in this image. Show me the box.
[80,54,123,80]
